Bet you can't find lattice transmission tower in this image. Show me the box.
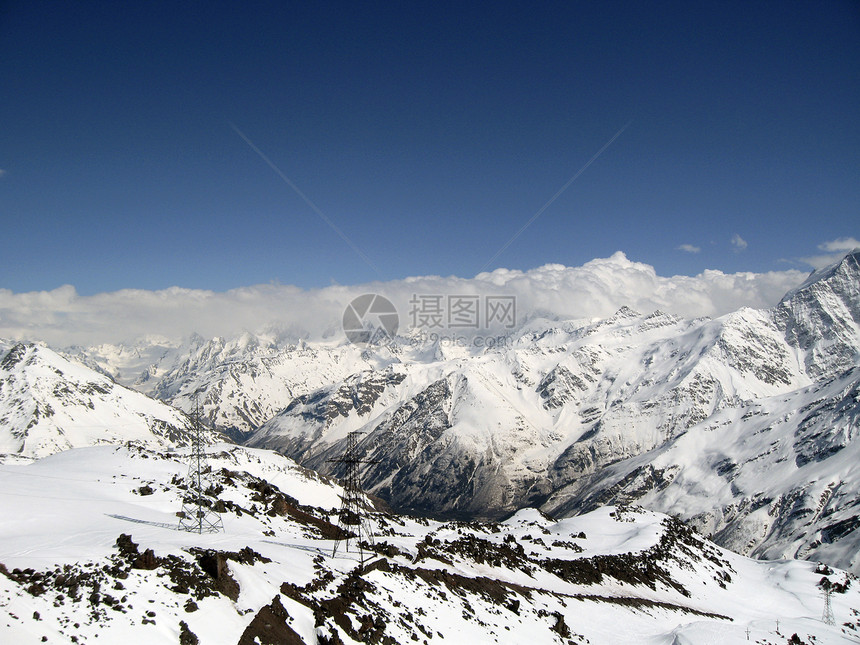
[328,431,378,563]
[178,402,224,534]
[822,584,835,625]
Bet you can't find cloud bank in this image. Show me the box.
[0,252,810,347]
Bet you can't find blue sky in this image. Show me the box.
[1,1,858,295]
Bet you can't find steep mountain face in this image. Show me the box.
[248,298,815,518]
[773,251,860,379]
[2,444,859,644]
[543,366,860,570]
[0,343,217,459]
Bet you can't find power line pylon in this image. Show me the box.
[822,584,835,625]
[178,402,224,534]
[328,431,378,563]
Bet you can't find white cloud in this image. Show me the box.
[731,234,748,252]
[0,252,809,347]
[799,236,860,269]
[677,244,700,254]
[818,237,860,253]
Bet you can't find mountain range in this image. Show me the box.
[2,251,858,577]
[259,252,860,571]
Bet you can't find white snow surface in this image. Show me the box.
[1,444,858,644]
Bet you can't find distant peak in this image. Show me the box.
[611,305,641,319]
[780,250,860,303]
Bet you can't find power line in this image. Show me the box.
[478,120,632,274]
[229,121,383,278]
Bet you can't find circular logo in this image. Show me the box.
[342,294,399,346]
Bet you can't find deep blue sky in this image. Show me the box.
[1,1,858,294]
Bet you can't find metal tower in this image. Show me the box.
[178,402,224,534]
[328,431,378,562]
[822,585,835,625]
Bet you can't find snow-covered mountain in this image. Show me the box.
[544,365,860,570]
[538,252,860,570]
[774,251,860,379]
[0,342,220,459]
[62,334,182,386]
[70,331,384,441]
[56,251,860,574]
[238,251,860,570]
[151,335,386,440]
[2,443,858,644]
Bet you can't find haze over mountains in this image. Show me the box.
[0,252,810,347]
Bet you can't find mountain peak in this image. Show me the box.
[781,250,860,304]
[1,342,32,369]
[611,305,641,319]
[773,250,860,380]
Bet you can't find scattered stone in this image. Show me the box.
[133,549,159,571]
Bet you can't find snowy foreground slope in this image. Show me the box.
[1,444,859,644]
[0,343,220,459]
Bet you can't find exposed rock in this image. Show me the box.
[237,595,305,645]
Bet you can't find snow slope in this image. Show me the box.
[120,332,381,438]
[1,444,858,644]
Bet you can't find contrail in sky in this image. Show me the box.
[229,121,383,278]
[479,121,632,274]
